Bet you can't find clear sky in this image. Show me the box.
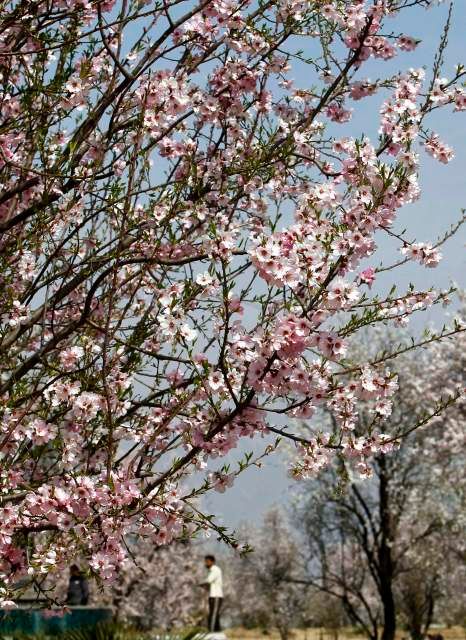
[202,1,466,533]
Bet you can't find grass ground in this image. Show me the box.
[227,627,466,640]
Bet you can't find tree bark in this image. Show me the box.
[378,457,396,640]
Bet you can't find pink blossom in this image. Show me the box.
[72,392,102,420]
[359,267,376,288]
[454,92,466,111]
[424,134,454,164]
[59,346,84,371]
[400,242,442,268]
[397,35,418,51]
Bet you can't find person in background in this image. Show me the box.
[66,564,89,606]
[201,554,223,633]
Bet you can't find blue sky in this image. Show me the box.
[202,1,466,533]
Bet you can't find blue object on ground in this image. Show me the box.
[0,607,112,635]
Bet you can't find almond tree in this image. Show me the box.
[292,324,466,640]
[96,538,203,630]
[0,0,465,605]
[395,312,466,639]
[230,509,307,640]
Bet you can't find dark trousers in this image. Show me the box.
[208,597,223,632]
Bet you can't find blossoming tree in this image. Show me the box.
[0,0,465,606]
[229,509,308,640]
[97,538,204,629]
[292,324,466,640]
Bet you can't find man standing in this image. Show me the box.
[201,554,223,633]
[66,564,89,606]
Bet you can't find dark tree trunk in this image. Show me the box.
[422,590,435,638]
[378,457,396,640]
[407,581,435,640]
[380,572,396,640]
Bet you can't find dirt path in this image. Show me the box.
[227,627,466,640]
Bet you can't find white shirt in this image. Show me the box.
[206,564,223,598]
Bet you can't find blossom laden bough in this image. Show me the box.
[0,0,464,605]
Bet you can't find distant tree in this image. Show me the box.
[292,324,466,640]
[231,509,307,640]
[97,538,203,630]
[306,590,349,640]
